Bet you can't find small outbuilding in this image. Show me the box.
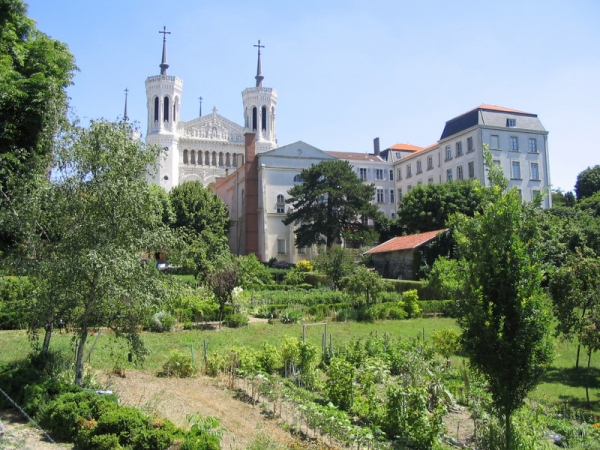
[365,229,448,280]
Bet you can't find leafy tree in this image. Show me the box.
[7,120,173,385]
[451,154,554,449]
[343,265,384,306]
[552,189,576,207]
[0,0,77,249]
[170,181,230,236]
[575,165,600,200]
[284,160,378,249]
[314,246,355,290]
[205,255,240,324]
[579,308,600,406]
[236,254,273,288]
[549,252,600,368]
[398,180,487,234]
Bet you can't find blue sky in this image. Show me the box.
[27,0,600,192]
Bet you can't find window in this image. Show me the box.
[467,136,474,153]
[406,164,412,177]
[277,239,286,254]
[293,174,304,183]
[417,180,422,185]
[359,168,367,180]
[457,165,464,180]
[510,136,519,151]
[416,160,422,174]
[507,118,516,127]
[397,168,402,180]
[154,97,159,121]
[428,177,434,184]
[183,149,189,164]
[376,189,384,203]
[530,162,540,180]
[468,161,475,179]
[276,194,285,213]
[427,156,433,170]
[447,169,453,181]
[456,141,463,157]
[491,135,499,150]
[391,212,396,219]
[190,150,196,165]
[511,161,521,179]
[261,106,267,131]
[389,169,394,181]
[298,247,306,255]
[375,169,384,180]
[398,188,403,201]
[516,189,522,198]
[532,189,540,199]
[528,138,538,153]
[445,146,452,160]
[163,96,170,122]
[396,152,402,159]
[390,189,395,203]
[493,159,501,166]
[407,184,413,192]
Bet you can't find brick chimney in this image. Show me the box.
[373,137,380,156]
[244,132,260,259]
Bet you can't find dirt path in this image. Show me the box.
[0,409,73,450]
[98,370,294,449]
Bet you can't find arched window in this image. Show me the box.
[173,97,177,122]
[226,153,231,167]
[190,150,196,165]
[205,151,210,166]
[154,97,159,121]
[276,194,285,214]
[163,96,170,122]
[261,106,267,131]
[252,107,257,130]
[212,152,217,166]
[183,149,189,164]
[293,174,304,183]
[218,153,224,166]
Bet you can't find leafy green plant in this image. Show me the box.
[149,311,175,333]
[223,312,248,328]
[159,350,196,378]
[431,329,461,360]
[402,289,422,318]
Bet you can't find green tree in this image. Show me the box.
[283,160,378,249]
[343,265,384,306]
[575,165,600,200]
[398,180,487,234]
[314,246,355,290]
[7,120,173,385]
[451,155,554,449]
[205,255,240,324]
[549,251,600,368]
[0,0,77,250]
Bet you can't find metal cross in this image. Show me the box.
[159,26,171,41]
[254,40,264,54]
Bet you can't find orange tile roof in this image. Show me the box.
[365,229,448,254]
[326,151,383,162]
[388,143,423,152]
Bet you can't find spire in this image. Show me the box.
[254,40,265,88]
[199,96,203,117]
[159,26,171,75]
[123,88,129,122]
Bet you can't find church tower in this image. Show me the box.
[145,27,183,191]
[242,40,278,153]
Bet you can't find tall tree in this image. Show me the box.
[575,165,600,200]
[0,0,76,236]
[8,120,174,385]
[314,246,356,290]
[398,180,487,234]
[284,160,378,249]
[451,154,554,449]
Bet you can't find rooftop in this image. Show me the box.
[365,229,448,254]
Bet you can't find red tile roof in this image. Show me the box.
[388,143,423,152]
[326,151,383,162]
[365,229,448,254]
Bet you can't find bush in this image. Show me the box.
[401,289,421,318]
[149,311,175,332]
[159,351,196,378]
[223,312,249,328]
[0,276,35,330]
[280,306,304,324]
[388,279,440,300]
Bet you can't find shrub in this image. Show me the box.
[401,289,421,318]
[159,351,196,378]
[149,311,175,332]
[0,276,35,330]
[280,306,304,324]
[431,329,461,359]
[258,342,281,374]
[223,312,249,328]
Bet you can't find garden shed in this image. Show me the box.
[365,229,448,280]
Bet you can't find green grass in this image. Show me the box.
[2,317,600,414]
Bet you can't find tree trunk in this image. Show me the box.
[42,320,53,354]
[74,328,88,386]
[576,307,587,369]
[504,409,511,450]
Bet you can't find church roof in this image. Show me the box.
[326,151,383,162]
[365,229,448,254]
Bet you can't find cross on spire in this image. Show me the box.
[254,40,265,88]
[159,26,171,75]
[123,88,129,122]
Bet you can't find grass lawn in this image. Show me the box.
[2,317,600,414]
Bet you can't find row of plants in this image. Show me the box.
[0,351,222,449]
